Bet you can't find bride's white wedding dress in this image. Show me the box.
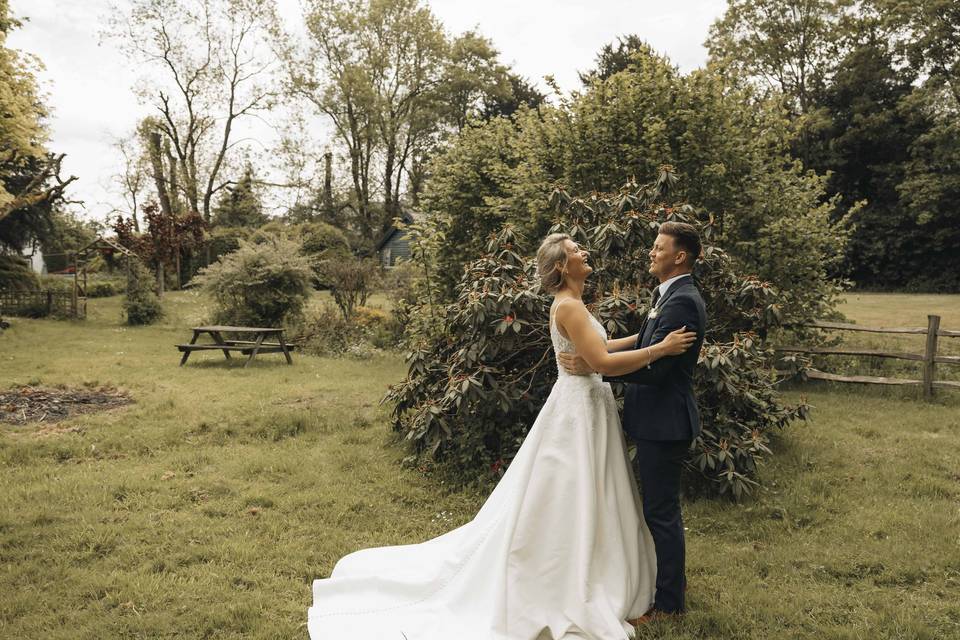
[308,312,656,639]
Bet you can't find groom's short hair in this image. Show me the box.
[658,222,702,267]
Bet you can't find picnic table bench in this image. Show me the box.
[176,325,295,368]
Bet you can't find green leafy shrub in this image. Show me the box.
[38,275,124,299]
[88,282,118,298]
[207,226,252,265]
[296,221,351,288]
[293,303,397,357]
[249,220,287,243]
[0,254,39,291]
[319,256,381,321]
[123,259,163,325]
[421,48,850,318]
[386,177,810,499]
[86,279,125,298]
[196,234,312,328]
[11,299,50,318]
[298,221,350,257]
[38,276,72,293]
[381,259,424,344]
[353,305,403,349]
[381,259,419,302]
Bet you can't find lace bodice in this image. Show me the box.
[549,305,607,379]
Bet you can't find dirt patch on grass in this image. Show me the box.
[0,385,133,426]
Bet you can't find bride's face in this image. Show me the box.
[561,239,592,281]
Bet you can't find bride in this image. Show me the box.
[308,233,697,640]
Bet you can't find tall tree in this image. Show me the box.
[849,0,960,289]
[807,38,926,286]
[212,164,267,227]
[442,31,510,132]
[283,0,512,244]
[110,129,150,232]
[579,34,654,85]
[364,0,446,223]
[878,0,960,107]
[892,82,960,291]
[0,1,75,232]
[140,119,176,220]
[706,0,846,164]
[406,31,511,205]
[482,73,546,121]
[287,0,445,239]
[105,0,279,224]
[706,0,843,115]
[422,45,850,324]
[285,0,376,239]
[40,209,98,273]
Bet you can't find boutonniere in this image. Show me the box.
[648,306,660,319]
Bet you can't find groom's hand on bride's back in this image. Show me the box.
[557,352,594,376]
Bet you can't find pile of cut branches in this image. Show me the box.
[0,385,132,425]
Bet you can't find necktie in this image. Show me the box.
[650,287,661,310]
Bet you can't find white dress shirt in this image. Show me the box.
[655,273,692,304]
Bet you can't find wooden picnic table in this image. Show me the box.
[176,325,294,368]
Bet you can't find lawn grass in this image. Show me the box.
[829,292,960,385]
[0,292,482,638]
[1,291,958,638]
[660,386,960,639]
[839,292,960,329]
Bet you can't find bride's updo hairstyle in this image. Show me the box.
[536,233,571,293]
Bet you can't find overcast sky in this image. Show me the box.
[8,0,727,223]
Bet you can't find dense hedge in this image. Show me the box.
[386,177,810,499]
[195,234,312,328]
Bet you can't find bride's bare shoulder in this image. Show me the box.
[553,297,589,322]
[554,296,581,310]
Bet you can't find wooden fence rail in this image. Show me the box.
[779,314,960,399]
[0,290,80,319]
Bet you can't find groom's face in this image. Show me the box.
[648,233,684,282]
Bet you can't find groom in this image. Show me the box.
[559,221,706,618]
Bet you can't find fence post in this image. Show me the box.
[922,314,941,400]
[46,290,53,316]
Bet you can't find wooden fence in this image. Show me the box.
[779,315,960,399]
[0,290,81,319]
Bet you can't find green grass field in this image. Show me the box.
[1,292,958,639]
[831,293,960,385]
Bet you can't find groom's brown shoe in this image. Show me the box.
[627,609,682,626]
[626,607,656,626]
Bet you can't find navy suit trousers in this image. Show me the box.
[635,438,689,613]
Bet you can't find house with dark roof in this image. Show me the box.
[375,208,422,268]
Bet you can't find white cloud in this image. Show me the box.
[8,0,728,223]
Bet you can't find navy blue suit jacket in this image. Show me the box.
[604,277,706,442]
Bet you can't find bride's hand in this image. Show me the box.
[660,326,697,355]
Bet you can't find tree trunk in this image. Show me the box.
[383,144,396,222]
[323,152,334,222]
[156,262,165,298]
[147,132,173,217]
[175,245,182,290]
[408,156,425,207]
[349,145,364,227]
[165,143,180,214]
[131,192,140,233]
[360,137,373,238]
[392,160,403,218]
